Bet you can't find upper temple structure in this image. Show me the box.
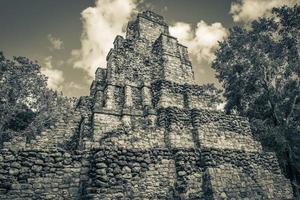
[0,11,294,199]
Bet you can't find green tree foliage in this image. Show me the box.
[212,5,300,196]
[0,52,75,146]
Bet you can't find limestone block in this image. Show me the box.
[158,89,184,109]
[197,122,262,152]
[103,85,115,110]
[93,113,122,142]
[141,86,152,107]
[124,85,133,109]
[95,67,107,82]
[136,12,169,44]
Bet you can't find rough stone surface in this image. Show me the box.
[0,11,294,199]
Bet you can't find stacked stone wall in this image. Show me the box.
[0,147,294,200]
[152,34,194,84]
[91,113,122,148]
[0,149,89,200]
[86,148,176,199]
[91,106,267,154]
[93,79,221,117]
[201,147,294,199]
[99,125,166,150]
[105,11,193,86]
[135,11,169,44]
[27,111,83,150]
[152,80,220,110]
[3,107,84,151]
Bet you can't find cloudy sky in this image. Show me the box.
[1,0,299,96]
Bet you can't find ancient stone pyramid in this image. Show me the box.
[0,11,294,199]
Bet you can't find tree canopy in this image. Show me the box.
[212,5,300,196]
[0,52,75,146]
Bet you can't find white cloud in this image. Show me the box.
[70,0,137,80]
[170,21,228,69]
[47,34,63,50]
[63,81,86,96]
[41,56,64,90]
[192,21,228,63]
[230,0,299,23]
[66,81,84,90]
[43,56,53,69]
[169,22,193,44]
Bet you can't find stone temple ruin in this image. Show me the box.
[0,11,295,199]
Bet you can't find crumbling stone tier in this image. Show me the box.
[0,11,294,199]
